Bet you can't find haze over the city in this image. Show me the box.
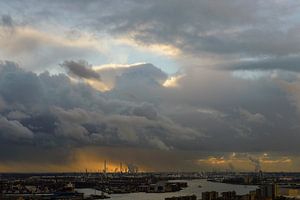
[0,0,300,172]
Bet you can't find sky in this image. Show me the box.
[0,0,300,172]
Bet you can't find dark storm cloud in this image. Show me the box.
[148,68,300,153]
[9,58,296,155]
[228,56,300,72]
[7,110,30,120]
[0,61,299,170]
[114,63,168,93]
[0,61,200,155]
[131,103,158,120]
[0,61,44,105]
[61,60,101,80]
[0,144,73,165]
[1,15,13,27]
[93,63,300,153]
[0,115,33,140]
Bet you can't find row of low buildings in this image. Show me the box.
[0,175,189,199]
[1,192,84,200]
[202,184,278,200]
[277,185,300,199]
[165,195,197,200]
[138,181,188,193]
[201,183,300,200]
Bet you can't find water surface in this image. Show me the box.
[76,179,258,200]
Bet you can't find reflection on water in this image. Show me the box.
[76,179,258,200]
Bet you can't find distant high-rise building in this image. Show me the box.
[202,191,218,200]
[103,160,107,173]
[257,184,278,200]
[221,191,236,200]
[258,170,264,181]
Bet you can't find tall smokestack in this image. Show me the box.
[228,163,235,172]
[248,156,261,172]
[103,160,107,173]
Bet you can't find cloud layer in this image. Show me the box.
[1,1,300,171]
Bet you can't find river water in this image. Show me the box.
[76,179,258,200]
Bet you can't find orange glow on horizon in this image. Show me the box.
[0,147,148,173]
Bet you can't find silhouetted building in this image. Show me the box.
[165,195,197,200]
[221,191,236,200]
[202,191,218,200]
[257,184,278,200]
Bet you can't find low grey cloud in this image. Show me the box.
[228,56,300,72]
[61,60,101,80]
[278,79,300,115]
[1,1,300,72]
[7,110,30,120]
[239,108,266,124]
[0,15,105,72]
[0,116,34,140]
[1,15,13,27]
[91,0,300,64]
